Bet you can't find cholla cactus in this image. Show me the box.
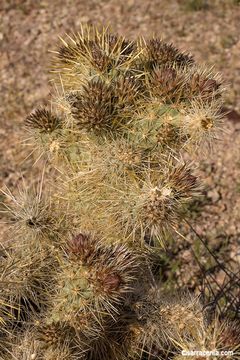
[1,24,238,360]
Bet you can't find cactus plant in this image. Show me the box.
[1,24,239,359]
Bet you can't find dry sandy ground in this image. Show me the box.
[0,0,240,309]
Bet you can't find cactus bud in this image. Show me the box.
[69,79,116,132]
[25,108,62,133]
[68,233,92,260]
[145,38,194,68]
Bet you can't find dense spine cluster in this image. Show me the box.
[0,24,239,359]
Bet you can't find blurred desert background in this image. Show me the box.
[0,0,240,312]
